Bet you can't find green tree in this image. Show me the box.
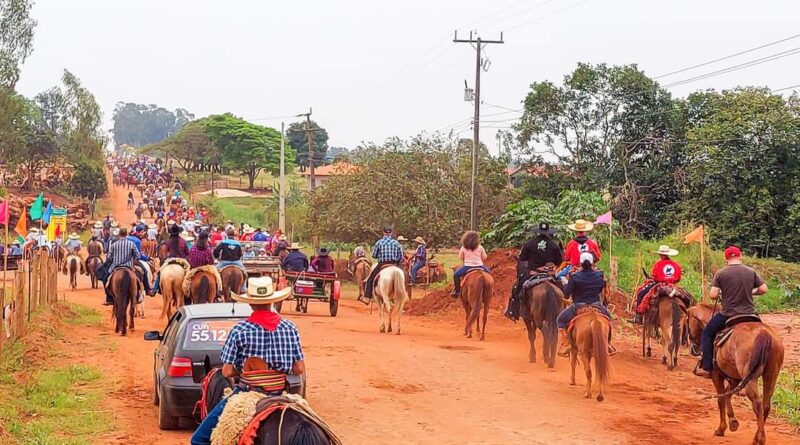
[70,160,107,198]
[0,0,37,88]
[142,119,216,174]
[112,102,194,149]
[286,120,328,171]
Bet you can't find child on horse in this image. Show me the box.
[451,231,489,297]
[630,245,683,324]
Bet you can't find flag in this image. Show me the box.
[42,201,53,224]
[684,225,704,244]
[0,201,8,226]
[29,193,44,220]
[14,206,26,244]
[594,211,612,225]
[54,222,61,240]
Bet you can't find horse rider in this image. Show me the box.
[100,227,140,305]
[556,252,617,356]
[410,237,427,285]
[190,276,302,445]
[364,227,405,300]
[65,233,83,254]
[189,232,215,269]
[630,245,683,324]
[282,243,309,272]
[311,247,335,274]
[214,237,247,293]
[505,222,563,321]
[147,225,189,296]
[87,236,104,257]
[91,221,103,240]
[694,246,767,379]
[124,227,155,297]
[9,241,22,256]
[349,245,367,273]
[562,219,602,273]
[451,230,489,297]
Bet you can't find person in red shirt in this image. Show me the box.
[563,219,602,267]
[199,207,209,223]
[631,245,682,324]
[209,226,225,247]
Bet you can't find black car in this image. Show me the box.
[145,303,252,430]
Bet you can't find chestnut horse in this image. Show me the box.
[86,255,103,289]
[220,266,245,302]
[186,268,220,304]
[459,270,494,340]
[109,268,139,336]
[642,284,693,370]
[522,281,565,367]
[687,305,784,445]
[352,258,371,300]
[568,307,611,402]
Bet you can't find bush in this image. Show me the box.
[70,161,107,198]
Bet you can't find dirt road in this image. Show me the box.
[59,181,800,444]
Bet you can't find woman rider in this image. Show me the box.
[556,252,617,356]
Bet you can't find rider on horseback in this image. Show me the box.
[100,227,140,305]
[630,245,683,324]
[364,227,405,300]
[694,246,767,379]
[147,225,189,296]
[563,219,602,270]
[214,237,247,293]
[556,252,617,357]
[505,222,563,321]
[451,231,489,297]
[190,277,303,445]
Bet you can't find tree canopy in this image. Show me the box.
[112,102,193,149]
[286,120,328,171]
[0,0,36,88]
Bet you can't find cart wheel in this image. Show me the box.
[329,298,338,317]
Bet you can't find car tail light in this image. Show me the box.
[167,356,193,377]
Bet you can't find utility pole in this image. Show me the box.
[294,108,325,190]
[279,122,286,232]
[454,31,504,231]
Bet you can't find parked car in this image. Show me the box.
[144,303,252,430]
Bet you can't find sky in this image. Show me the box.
[14,0,800,155]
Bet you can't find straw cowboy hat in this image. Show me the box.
[30,227,39,233]
[148,223,157,230]
[110,221,120,228]
[243,224,255,234]
[567,219,594,232]
[287,242,303,250]
[396,236,408,242]
[232,276,291,305]
[167,219,176,225]
[653,245,679,256]
[68,233,80,240]
[413,237,426,245]
[181,233,195,242]
[93,221,103,229]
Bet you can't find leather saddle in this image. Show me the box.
[567,305,610,335]
[715,314,763,349]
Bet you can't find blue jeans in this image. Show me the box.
[410,261,426,284]
[190,387,242,445]
[152,273,160,293]
[556,303,611,329]
[701,313,728,371]
[453,265,490,294]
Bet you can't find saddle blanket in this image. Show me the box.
[522,273,554,290]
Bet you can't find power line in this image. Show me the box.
[506,0,593,32]
[663,46,800,88]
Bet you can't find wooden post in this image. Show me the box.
[14,268,24,338]
[31,253,39,312]
[610,257,619,291]
[700,225,707,303]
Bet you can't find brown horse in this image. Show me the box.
[459,270,494,340]
[522,281,565,367]
[642,284,692,370]
[184,266,221,304]
[220,265,245,302]
[352,258,371,300]
[51,245,67,265]
[86,255,103,289]
[61,254,83,290]
[109,268,139,336]
[157,242,169,264]
[142,238,157,258]
[568,307,611,402]
[687,305,784,445]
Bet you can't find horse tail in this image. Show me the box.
[466,273,485,330]
[670,300,681,355]
[591,317,611,387]
[543,284,560,342]
[390,267,406,304]
[196,274,209,304]
[712,330,772,399]
[116,271,131,328]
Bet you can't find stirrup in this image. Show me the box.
[357,295,371,305]
[607,344,618,356]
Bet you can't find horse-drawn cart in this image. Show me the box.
[282,271,341,317]
[240,241,283,281]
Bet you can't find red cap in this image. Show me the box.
[724,246,742,259]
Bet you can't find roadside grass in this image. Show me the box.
[198,196,269,228]
[774,369,800,428]
[63,303,102,327]
[0,306,113,445]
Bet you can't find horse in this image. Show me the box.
[220,266,246,303]
[687,304,784,445]
[373,265,408,335]
[351,258,371,300]
[159,260,189,319]
[109,268,139,336]
[568,307,612,402]
[184,266,221,305]
[51,245,67,266]
[61,254,83,290]
[157,242,169,264]
[142,238,157,258]
[86,255,103,289]
[459,270,494,340]
[522,280,565,367]
[148,204,155,219]
[642,283,693,370]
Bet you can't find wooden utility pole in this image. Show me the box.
[454,31,504,231]
[279,122,286,232]
[294,108,325,190]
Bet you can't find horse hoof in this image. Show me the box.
[714,429,725,437]
[480,336,485,341]
[584,393,591,399]
[570,381,576,386]
[661,356,667,364]
[379,326,386,333]
[596,394,604,402]
[729,419,739,432]
[387,327,392,333]
[466,333,472,338]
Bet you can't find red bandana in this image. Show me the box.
[247,310,281,331]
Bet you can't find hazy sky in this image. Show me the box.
[15,0,800,154]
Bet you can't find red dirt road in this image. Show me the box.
[57,181,800,444]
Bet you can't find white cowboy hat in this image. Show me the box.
[167,220,176,225]
[30,227,40,233]
[110,221,120,228]
[287,242,303,250]
[243,225,255,234]
[567,219,594,232]
[181,234,195,242]
[413,236,426,245]
[112,228,120,236]
[653,245,679,256]
[68,233,80,240]
[396,235,408,242]
[232,276,291,305]
[148,223,157,229]
[93,221,103,229]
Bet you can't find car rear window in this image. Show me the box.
[182,318,243,351]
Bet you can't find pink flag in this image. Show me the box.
[0,201,9,225]
[594,211,612,225]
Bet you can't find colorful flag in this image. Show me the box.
[683,225,705,244]
[29,193,44,220]
[594,211,612,225]
[42,201,53,224]
[54,222,61,240]
[14,206,26,244]
[0,201,8,226]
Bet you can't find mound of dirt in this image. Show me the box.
[405,289,457,316]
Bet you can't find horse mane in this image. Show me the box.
[283,412,331,445]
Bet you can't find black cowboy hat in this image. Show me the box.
[534,222,557,236]
[317,247,330,257]
[169,224,182,236]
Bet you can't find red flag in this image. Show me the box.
[54,223,61,239]
[683,225,704,244]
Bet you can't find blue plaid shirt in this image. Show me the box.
[372,236,405,263]
[220,319,304,374]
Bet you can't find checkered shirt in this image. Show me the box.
[108,238,139,270]
[220,319,304,374]
[371,236,404,263]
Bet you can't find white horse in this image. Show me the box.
[373,265,408,335]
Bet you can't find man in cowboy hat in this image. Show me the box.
[311,247,335,274]
[92,221,103,240]
[190,276,304,445]
[102,227,140,305]
[563,219,602,267]
[242,243,256,259]
[630,245,683,324]
[282,243,309,272]
[364,227,405,301]
[410,237,428,285]
[65,233,83,254]
[505,222,564,321]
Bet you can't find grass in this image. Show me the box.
[774,370,800,428]
[63,303,102,327]
[198,196,270,228]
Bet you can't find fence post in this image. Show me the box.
[15,267,24,338]
[48,257,57,304]
[31,253,40,313]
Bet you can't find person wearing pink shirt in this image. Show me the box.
[451,230,490,297]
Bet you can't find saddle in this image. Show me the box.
[567,305,611,336]
[637,282,693,315]
[182,265,223,299]
[522,272,555,290]
[161,257,190,271]
[715,314,763,350]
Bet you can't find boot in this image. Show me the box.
[504,293,520,322]
[557,328,571,357]
[450,277,461,297]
